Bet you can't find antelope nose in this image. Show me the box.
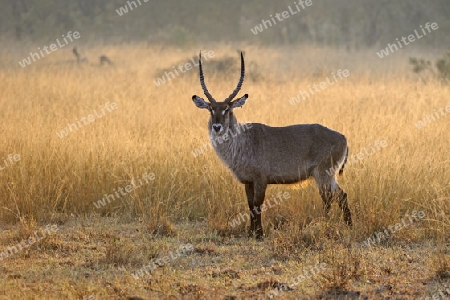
[213,125,221,132]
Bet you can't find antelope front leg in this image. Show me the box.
[248,181,267,239]
[245,183,257,236]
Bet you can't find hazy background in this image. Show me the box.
[1,2,450,298]
[0,0,449,47]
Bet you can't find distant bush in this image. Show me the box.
[410,52,450,82]
[155,54,263,83]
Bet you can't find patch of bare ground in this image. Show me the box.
[1,218,449,299]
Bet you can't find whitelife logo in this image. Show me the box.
[425,284,450,300]
[376,22,439,58]
[0,154,20,171]
[191,123,253,158]
[414,104,450,129]
[0,224,59,261]
[126,243,194,280]
[363,211,425,247]
[18,31,81,68]
[250,0,313,35]
[56,102,118,138]
[228,192,291,228]
[325,140,388,176]
[267,263,328,298]
[93,171,155,209]
[153,50,215,87]
[288,69,350,106]
[116,0,149,16]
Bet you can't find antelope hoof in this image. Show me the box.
[346,217,353,227]
[248,228,264,240]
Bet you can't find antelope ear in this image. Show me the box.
[192,95,210,109]
[231,94,248,109]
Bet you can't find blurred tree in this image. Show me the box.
[0,0,448,48]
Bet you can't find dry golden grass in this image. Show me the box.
[0,44,449,299]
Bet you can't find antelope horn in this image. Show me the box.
[198,52,215,103]
[224,52,245,103]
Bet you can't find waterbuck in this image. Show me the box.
[192,52,352,239]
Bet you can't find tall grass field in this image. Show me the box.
[0,44,449,299]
